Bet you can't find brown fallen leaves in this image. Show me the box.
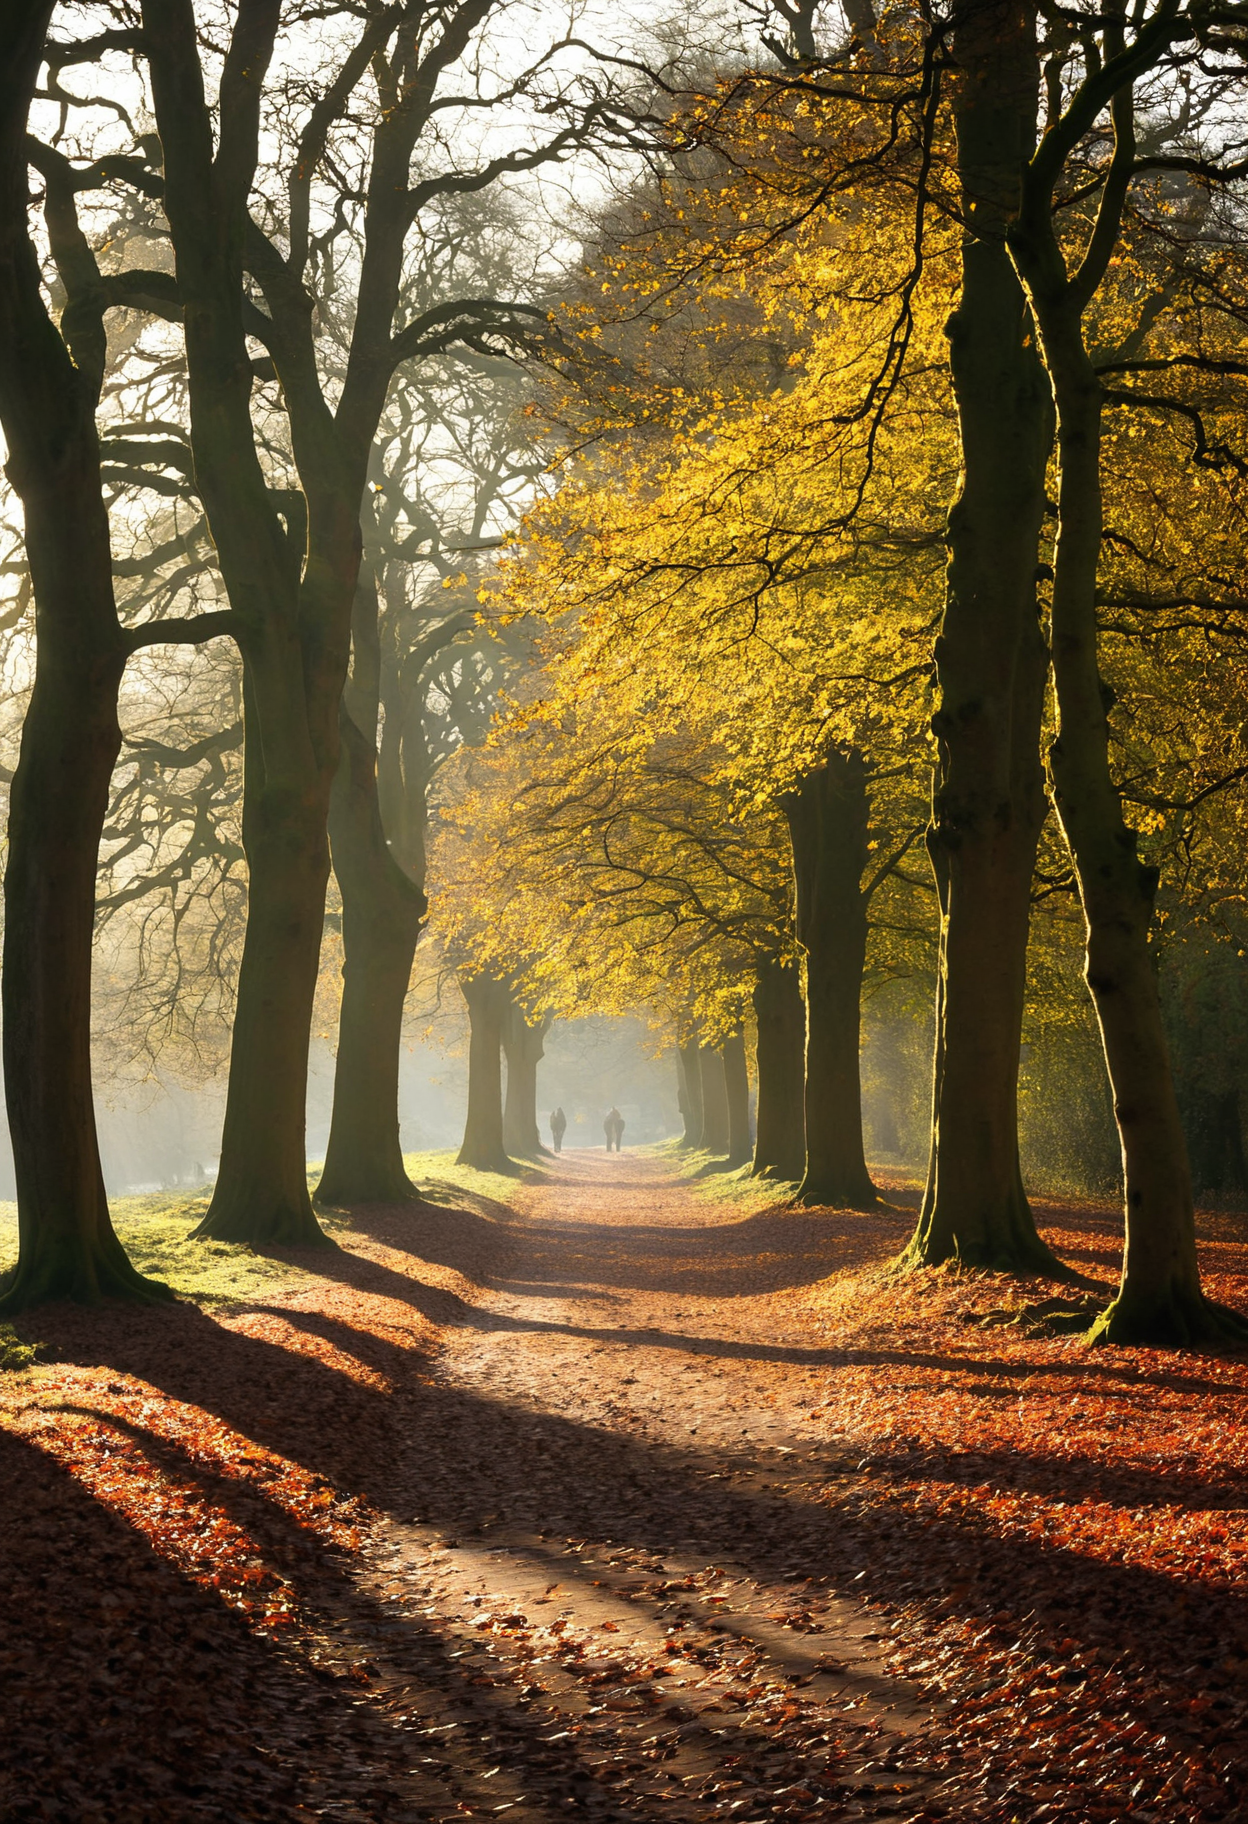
[791,1182,1248,1823]
[0,1158,1246,1824]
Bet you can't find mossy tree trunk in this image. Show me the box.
[457,973,513,1173]
[784,755,876,1210]
[902,0,1059,1273]
[752,954,806,1181]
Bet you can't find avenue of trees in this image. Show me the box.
[3,0,1248,1349]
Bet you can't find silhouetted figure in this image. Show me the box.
[550,1107,567,1153]
[604,1107,625,1151]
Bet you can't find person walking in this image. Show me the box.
[604,1107,624,1151]
[550,1107,567,1154]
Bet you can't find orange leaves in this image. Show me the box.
[7,1373,363,1632]
[803,1188,1248,1632]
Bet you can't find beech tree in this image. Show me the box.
[0,4,229,1308]
[319,270,541,1204]
[1004,0,1248,1340]
[901,0,1058,1272]
[134,0,633,1243]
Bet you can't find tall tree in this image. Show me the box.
[1007,0,1248,1341]
[0,5,226,1308]
[902,0,1059,1272]
[320,209,540,1205]
[784,753,877,1209]
[139,0,604,1242]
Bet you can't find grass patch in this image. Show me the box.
[0,1191,327,1310]
[0,1323,38,1371]
[403,1148,547,1204]
[649,1146,803,1215]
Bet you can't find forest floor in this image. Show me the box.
[2,1151,1248,1824]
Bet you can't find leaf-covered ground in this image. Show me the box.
[2,1153,1246,1821]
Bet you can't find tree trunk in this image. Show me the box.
[1015,276,1236,1342]
[902,0,1059,1272]
[316,701,427,1206]
[195,664,336,1246]
[723,1029,752,1167]
[144,0,345,1249]
[2,627,170,1305]
[457,973,513,1173]
[676,1050,695,1146]
[678,1040,704,1147]
[784,755,876,1209]
[752,955,806,1181]
[0,7,169,1308]
[502,996,550,1159]
[699,1046,730,1155]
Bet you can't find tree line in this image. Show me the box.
[2,0,1248,1351]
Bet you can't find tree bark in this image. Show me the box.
[317,553,427,1206]
[502,996,550,1159]
[0,3,171,1309]
[316,701,427,1206]
[784,755,876,1209]
[699,1046,730,1156]
[195,670,337,1243]
[752,955,806,1181]
[902,0,1059,1271]
[678,1040,705,1147]
[457,973,513,1173]
[723,1029,752,1167]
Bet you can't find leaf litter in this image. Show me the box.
[0,1155,1245,1821]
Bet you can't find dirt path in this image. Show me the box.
[14,1151,1243,1820]
[336,1151,949,1822]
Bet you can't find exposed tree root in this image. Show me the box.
[963,1294,1101,1337]
[192,1200,336,1249]
[964,1288,1248,1349]
[0,1243,174,1315]
[898,1228,1070,1279]
[1086,1288,1248,1349]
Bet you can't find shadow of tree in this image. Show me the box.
[8,1156,1248,1819]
